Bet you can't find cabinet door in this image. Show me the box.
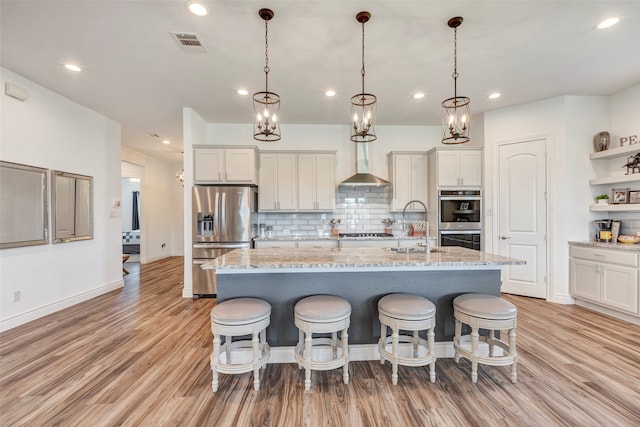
[410,154,428,205]
[258,154,278,211]
[225,149,256,183]
[391,154,413,211]
[194,148,224,183]
[340,240,395,248]
[297,154,316,210]
[314,154,335,210]
[276,154,298,210]
[254,240,296,249]
[602,263,639,314]
[570,258,601,303]
[297,240,339,249]
[459,151,482,186]
[437,151,460,186]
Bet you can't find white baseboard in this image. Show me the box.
[575,299,640,325]
[550,293,574,305]
[142,253,172,264]
[0,279,124,332]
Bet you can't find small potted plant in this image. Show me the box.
[329,218,341,237]
[382,218,395,234]
[596,194,609,205]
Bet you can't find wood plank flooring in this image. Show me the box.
[1,256,639,426]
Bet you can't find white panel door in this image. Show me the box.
[498,138,547,298]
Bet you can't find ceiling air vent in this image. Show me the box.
[170,32,207,52]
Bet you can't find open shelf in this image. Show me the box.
[590,144,640,160]
[589,174,640,186]
[590,203,640,212]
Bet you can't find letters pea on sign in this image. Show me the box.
[620,135,639,146]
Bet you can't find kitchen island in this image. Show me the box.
[202,246,524,360]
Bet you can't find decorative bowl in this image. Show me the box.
[617,235,640,244]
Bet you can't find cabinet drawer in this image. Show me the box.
[570,246,638,267]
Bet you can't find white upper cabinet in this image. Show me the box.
[259,153,297,211]
[298,153,336,211]
[388,152,428,211]
[259,151,336,212]
[429,148,482,187]
[194,146,257,184]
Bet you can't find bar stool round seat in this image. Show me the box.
[210,298,271,392]
[294,295,351,391]
[378,293,437,385]
[453,293,517,384]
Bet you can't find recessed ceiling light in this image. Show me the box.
[413,92,425,99]
[186,1,208,16]
[596,17,620,29]
[488,92,501,99]
[325,90,336,97]
[237,89,248,95]
[162,140,171,145]
[64,64,82,72]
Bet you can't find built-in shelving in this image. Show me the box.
[589,174,640,186]
[590,144,640,160]
[590,204,640,212]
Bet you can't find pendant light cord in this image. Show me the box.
[361,20,366,95]
[452,26,458,99]
[264,19,270,93]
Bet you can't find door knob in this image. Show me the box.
[500,235,511,240]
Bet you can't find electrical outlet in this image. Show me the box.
[13,290,21,302]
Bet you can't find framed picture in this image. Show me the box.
[612,188,629,204]
[629,190,640,204]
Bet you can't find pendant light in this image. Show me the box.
[441,16,470,144]
[350,11,377,143]
[253,8,281,142]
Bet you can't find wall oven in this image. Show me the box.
[438,190,482,250]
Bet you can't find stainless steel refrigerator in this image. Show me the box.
[192,185,257,296]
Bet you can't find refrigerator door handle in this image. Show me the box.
[193,243,249,249]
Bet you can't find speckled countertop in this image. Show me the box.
[569,241,640,252]
[202,246,525,272]
[253,235,426,241]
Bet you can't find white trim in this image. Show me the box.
[550,293,574,305]
[141,253,173,264]
[0,279,124,332]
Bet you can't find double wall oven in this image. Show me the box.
[438,190,482,250]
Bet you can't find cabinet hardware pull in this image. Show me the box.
[500,236,511,240]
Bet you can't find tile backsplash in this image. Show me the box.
[256,186,427,237]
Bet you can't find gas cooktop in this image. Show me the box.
[338,232,394,238]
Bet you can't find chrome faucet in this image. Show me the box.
[402,199,431,252]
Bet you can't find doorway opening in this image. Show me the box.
[122,161,144,271]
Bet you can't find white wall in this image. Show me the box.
[0,67,122,331]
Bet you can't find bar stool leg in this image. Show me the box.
[297,329,304,369]
[252,331,260,391]
[304,331,312,391]
[454,319,462,363]
[509,327,518,383]
[380,323,387,364]
[487,329,495,356]
[261,328,268,370]
[391,326,399,385]
[212,334,221,392]
[471,326,479,384]
[342,327,349,385]
[428,327,436,383]
[331,331,338,359]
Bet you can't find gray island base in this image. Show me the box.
[203,246,524,361]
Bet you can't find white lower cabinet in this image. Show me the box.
[340,240,397,249]
[255,240,338,249]
[254,240,297,249]
[570,245,639,316]
[296,240,339,249]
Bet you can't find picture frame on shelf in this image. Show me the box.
[612,188,629,204]
[629,190,640,204]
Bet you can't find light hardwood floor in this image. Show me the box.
[1,256,639,426]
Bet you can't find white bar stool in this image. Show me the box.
[453,293,517,383]
[294,295,351,391]
[210,297,271,392]
[378,293,437,385]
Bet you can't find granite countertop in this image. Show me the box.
[253,235,427,241]
[569,241,640,252]
[202,246,525,272]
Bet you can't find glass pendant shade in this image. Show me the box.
[253,8,281,142]
[441,16,470,145]
[350,11,377,143]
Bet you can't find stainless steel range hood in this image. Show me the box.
[339,143,390,187]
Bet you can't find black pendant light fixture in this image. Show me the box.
[350,11,377,143]
[253,8,281,142]
[441,16,470,144]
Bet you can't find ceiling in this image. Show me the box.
[2,1,639,166]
